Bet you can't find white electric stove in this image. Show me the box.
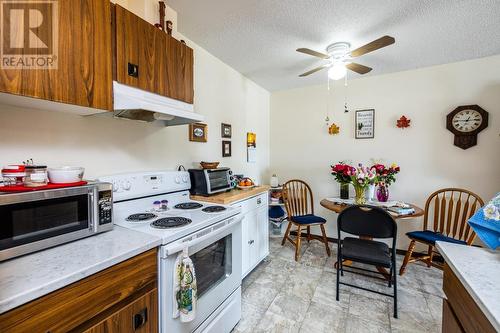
[99,171,243,333]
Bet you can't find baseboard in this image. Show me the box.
[288,230,444,262]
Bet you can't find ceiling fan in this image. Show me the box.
[297,35,395,80]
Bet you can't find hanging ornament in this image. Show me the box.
[397,115,411,128]
[344,74,349,113]
[328,123,340,135]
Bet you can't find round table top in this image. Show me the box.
[320,198,424,220]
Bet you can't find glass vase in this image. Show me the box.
[353,184,367,205]
[339,182,349,199]
[365,184,376,201]
[377,184,390,202]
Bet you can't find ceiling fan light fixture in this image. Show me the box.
[328,63,346,80]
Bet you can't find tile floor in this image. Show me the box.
[233,237,444,333]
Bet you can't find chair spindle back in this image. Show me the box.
[282,180,314,217]
[423,188,484,244]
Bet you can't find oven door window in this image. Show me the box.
[0,194,90,250]
[190,234,232,298]
[207,170,230,191]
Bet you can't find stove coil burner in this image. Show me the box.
[174,202,203,210]
[126,213,157,222]
[150,217,192,229]
[202,205,227,213]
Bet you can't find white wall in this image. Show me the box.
[0,1,270,182]
[270,55,500,250]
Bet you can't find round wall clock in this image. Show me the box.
[446,105,488,150]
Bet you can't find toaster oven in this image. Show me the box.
[188,168,234,196]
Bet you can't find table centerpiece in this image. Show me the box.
[331,162,377,204]
[370,163,400,202]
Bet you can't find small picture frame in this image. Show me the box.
[355,109,375,139]
[221,123,232,138]
[222,140,232,157]
[189,123,207,142]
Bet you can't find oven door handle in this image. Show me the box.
[164,215,242,256]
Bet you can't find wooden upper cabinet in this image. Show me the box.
[114,4,194,104]
[0,0,113,110]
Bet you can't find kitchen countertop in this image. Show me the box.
[0,226,161,314]
[191,185,270,205]
[436,241,500,331]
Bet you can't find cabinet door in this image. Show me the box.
[84,288,158,333]
[257,205,269,260]
[0,0,113,110]
[240,211,252,276]
[114,5,194,104]
[166,37,194,104]
[114,4,167,97]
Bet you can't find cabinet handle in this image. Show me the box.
[257,198,262,204]
[128,63,139,77]
[248,240,255,245]
[133,307,148,330]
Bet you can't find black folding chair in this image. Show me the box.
[336,205,398,318]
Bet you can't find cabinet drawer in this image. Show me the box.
[232,192,268,214]
[83,288,158,333]
[0,249,157,333]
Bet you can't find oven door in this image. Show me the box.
[0,186,95,261]
[206,169,231,194]
[159,215,242,333]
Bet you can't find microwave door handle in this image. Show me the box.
[164,216,242,256]
[88,190,95,231]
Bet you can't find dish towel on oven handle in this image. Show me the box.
[173,247,197,322]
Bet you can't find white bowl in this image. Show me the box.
[48,166,85,184]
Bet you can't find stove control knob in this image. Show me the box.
[175,177,181,184]
[123,180,131,190]
[182,175,189,183]
[112,181,119,192]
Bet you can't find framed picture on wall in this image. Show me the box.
[222,140,232,157]
[355,109,375,139]
[189,123,207,142]
[221,123,232,138]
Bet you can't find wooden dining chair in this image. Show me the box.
[281,180,331,261]
[399,188,484,275]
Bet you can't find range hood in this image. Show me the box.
[112,81,203,126]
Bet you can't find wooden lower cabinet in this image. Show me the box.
[84,288,157,333]
[0,249,158,333]
[442,263,496,333]
[442,299,464,333]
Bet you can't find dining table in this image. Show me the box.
[320,198,424,280]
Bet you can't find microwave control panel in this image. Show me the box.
[98,190,113,225]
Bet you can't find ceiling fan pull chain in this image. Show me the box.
[344,75,349,113]
[325,77,331,123]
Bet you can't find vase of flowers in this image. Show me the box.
[370,163,400,202]
[331,162,353,200]
[376,184,389,202]
[339,182,349,199]
[332,162,377,204]
[366,183,376,201]
[350,164,376,204]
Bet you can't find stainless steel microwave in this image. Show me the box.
[188,168,234,196]
[0,182,113,261]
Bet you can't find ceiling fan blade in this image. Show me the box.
[299,65,329,77]
[350,35,395,57]
[296,48,330,59]
[346,62,372,74]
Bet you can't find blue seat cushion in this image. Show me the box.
[290,214,326,224]
[406,230,467,245]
